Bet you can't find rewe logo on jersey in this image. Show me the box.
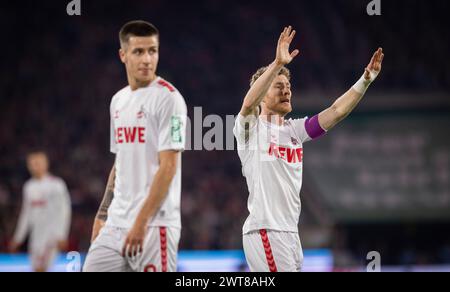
[31,200,47,208]
[115,127,146,144]
[268,143,303,164]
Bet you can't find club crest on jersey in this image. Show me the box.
[114,110,120,119]
[291,137,299,146]
[137,105,148,119]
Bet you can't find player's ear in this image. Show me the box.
[119,48,126,64]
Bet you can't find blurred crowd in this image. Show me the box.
[1,0,449,267]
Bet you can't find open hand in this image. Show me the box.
[364,48,384,81]
[275,26,300,66]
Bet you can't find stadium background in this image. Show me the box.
[0,0,449,271]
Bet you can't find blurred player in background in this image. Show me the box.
[234,26,384,272]
[83,20,187,272]
[9,151,72,272]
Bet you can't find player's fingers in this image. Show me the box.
[138,241,143,255]
[278,28,286,45]
[129,242,136,257]
[374,49,380,63]
[368,53,376,70]
[290,49,300,59]
[122,240,129,257]
[288,30,296,42]
[135,240,143,256]
[128,244,134,258]
[377,48,383,62]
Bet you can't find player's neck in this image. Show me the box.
[128,75,157,91]
[260,110,285,126]
[33,172,48,180]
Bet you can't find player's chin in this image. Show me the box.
[277,103,292,115]
[138,72,154,82]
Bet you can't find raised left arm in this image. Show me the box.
[318,48,384,131]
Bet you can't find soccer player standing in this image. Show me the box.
[83,21,187,272]
[234,26,384,272]
[9,151,72,272]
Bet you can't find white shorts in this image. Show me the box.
[243,229,303,272]
[83,226,180,272]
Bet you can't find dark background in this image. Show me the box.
[1,0,449,268]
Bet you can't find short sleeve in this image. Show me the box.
[291,115,326,144]
[233,114,259,146]
[157,91,188,152]
[291,118,313,143]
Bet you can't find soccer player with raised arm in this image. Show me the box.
[83,21,187,272]
[233,26,384,272]
[9,151,71,272]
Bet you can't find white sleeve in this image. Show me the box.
[54,180,72,241]
[157,91,188,152]
[291,118,312,144]
[233,114,258,146]
[13,186,31,244]
[110,99,118,154]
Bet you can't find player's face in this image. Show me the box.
[27,153,49,179]
[120,36,159,83]
[263,75,292,116]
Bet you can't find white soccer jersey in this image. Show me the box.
[13,175,72,250]
[233,114,313,234]
[107,77,187,229]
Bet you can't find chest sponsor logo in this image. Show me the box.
[31,200,47,208]
[115,127,146,144]
[268,142,303,164]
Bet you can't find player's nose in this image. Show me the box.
[142,52,152,64]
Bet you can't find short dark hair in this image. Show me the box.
[119,20,159,48]
[26,150,48,160]
[250,66,291,87]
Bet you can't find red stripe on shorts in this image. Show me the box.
[259,229,278,272]
[160,227,168,272]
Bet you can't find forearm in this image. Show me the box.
[319,74,374,130]
[335,69,377,112]
[331,87,365,119]
[241,61,284,116]
[13,211,28,244]
[319,48,383,131]
[59,195,72,240]
[96,165,115,221]
[134,166,176,228]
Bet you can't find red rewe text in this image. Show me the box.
[268,143,303,163]
[116,127,146,144]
